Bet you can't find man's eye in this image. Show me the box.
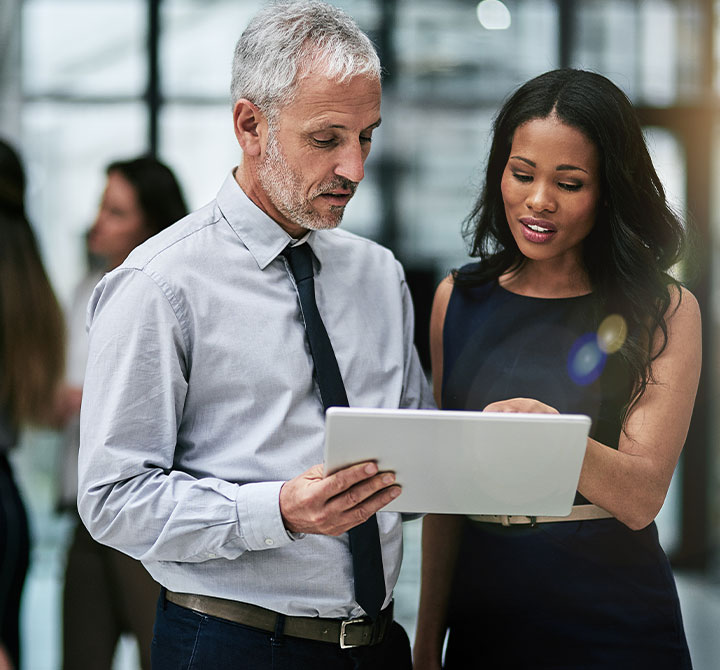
[312,138,335,147]
[360,135,373,144]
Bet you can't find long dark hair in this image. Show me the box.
[0,138,26,218]
[107,156,187,236]
[0,140,65,425]
[456,68,687,422]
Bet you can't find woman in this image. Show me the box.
[413,69,700,669]
[0,139,65,670]
[58,156,187,670]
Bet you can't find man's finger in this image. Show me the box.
[320,460,379,498]
[330,471,397,511]
[332,485,403,534]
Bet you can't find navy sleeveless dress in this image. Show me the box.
[441,273,692,669]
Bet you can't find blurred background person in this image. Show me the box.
[0,138,65,670]
[55,156,187,670]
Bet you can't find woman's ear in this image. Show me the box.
[233,99,266,157]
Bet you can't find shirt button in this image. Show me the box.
[264,538,274,546]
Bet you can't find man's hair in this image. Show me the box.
[230,0,381,121]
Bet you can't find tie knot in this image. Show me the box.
[283,243,314,283]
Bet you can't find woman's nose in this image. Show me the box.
[526,183,556,213]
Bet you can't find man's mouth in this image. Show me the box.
[317,192,352,207]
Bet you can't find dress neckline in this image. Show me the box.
[495,280,593,301]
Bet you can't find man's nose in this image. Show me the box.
[334,141,365,183]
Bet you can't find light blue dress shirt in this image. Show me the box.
[78,172,434,619]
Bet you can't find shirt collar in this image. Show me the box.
[216,170,319,270]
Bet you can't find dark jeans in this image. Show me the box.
[151,592,412,670]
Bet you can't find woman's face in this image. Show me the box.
[500,115,601,270]
[88,171,150,270]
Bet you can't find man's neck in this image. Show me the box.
[233,163,306,239]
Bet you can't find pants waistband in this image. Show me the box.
[468,504,613,526]
[165,591,392,649]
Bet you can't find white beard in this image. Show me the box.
[256,129,354,231]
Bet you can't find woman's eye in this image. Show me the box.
[559,182,582,192]
[512,172,532,183]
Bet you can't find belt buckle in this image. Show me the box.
[503,515,537,527]
[340,617,367,649]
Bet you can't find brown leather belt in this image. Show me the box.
[469,504,613,526]
[165,591,392,649]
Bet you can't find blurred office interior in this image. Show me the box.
[1,0,720,667]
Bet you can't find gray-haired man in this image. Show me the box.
[78,2,432,668]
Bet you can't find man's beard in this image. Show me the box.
[257,129,357,231]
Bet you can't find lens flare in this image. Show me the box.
[568,332,607,386]
[597,314,627,354]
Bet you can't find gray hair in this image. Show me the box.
[230,0,381,121]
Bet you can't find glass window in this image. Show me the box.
[160,0,262,101]
[22,0,145,98]
[575,0,705,106]
[396,0,558,105]
[644,126,686,220]
[394,107,494,270]
[21,102,146,299]
[159,104,241,209]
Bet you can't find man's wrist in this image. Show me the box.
[236,481,296,550]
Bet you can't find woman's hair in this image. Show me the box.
[457,68,688,422]
[230,0,381,123]
[0,138,26,217]
[0,141,64,425]
[106,156,187,237]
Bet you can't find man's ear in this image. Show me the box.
[233,99,266,157]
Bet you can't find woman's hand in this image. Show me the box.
[483,397,559,414]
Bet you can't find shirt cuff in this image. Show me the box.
[236,481,298,551]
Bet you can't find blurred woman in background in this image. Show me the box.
[58,156,187,670]
[0,139,65,670]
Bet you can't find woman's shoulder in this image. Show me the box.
[666,283,700,319]
[666,283,701,332]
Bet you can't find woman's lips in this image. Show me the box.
[519,217,557,243]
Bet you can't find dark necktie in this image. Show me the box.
[283,242,386,620]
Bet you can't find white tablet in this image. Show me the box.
[323,407,591,516]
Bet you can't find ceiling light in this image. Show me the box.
[476,0,512,30]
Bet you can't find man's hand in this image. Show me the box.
[279,462,400,535]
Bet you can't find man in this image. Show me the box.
[78,1,432,669]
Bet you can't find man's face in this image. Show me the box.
[256,71,381,237]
